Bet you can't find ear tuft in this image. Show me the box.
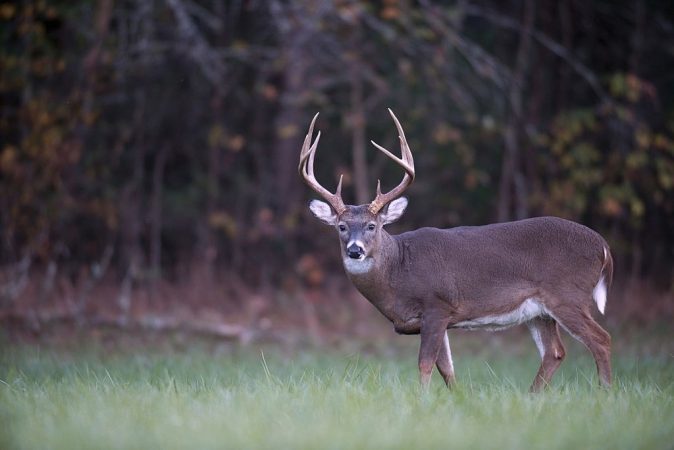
[381,197,408,225]
[309,199,338,225]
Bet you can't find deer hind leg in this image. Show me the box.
[435,331,456,388]
[549,305,612,387]
[527,317,566,392]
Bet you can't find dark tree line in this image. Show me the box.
[1,0,673,313]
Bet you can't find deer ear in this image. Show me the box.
[381,197,408,225]
[309,199,338,225]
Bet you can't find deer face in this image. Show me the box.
[309,197,408,265]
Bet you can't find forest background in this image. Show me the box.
[1,0,673,343]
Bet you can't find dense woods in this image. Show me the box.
[1,1,673,331]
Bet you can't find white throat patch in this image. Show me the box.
[343,257,374,275]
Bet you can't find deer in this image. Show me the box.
[299,109,613,392]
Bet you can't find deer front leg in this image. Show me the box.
[436,331,456,388]
[418,316,449,390]
[527,317,566,392]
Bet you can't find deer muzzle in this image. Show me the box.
[347,242,365,260]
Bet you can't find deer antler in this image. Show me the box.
[368,109,415,214]
[298,113,347,215]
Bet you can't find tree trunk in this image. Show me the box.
[117,94,147,319]
[497,0,534,222]
[350,66,370,205]
[150,145,168,278]
[273,44,306,217]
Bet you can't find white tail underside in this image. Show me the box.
[593,276,607,315]
[592,246,609,315]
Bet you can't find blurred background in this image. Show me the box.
[1,0,673,345]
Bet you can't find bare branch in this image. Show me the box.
[416,1,513,91]
[184,0,222,32]
[464,4,609,103]
[165,0,225,85]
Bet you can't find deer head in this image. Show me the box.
[299,109,415,267]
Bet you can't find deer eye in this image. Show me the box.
[367,223,376,231]
[338,224,347,232]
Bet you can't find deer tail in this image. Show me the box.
[593,245,613,315]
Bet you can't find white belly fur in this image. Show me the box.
[452,298,546,331]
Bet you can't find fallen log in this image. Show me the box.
[0,310,249,341]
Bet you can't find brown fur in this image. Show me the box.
[333,210,613,391]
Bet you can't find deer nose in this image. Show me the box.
[347,243,365,259]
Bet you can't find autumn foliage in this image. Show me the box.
[1,1,673,331]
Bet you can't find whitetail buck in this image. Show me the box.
[299,110,613,392]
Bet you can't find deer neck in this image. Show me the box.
[343,231,401,317]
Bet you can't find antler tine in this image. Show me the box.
[305,131,320,178]
[298,113,320,175]
[370,140,414,175]
[298,113,347,215]
[368,109,415,214]
[388,108,415,174]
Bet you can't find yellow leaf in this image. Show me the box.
[635,128,651,149]
[630,198,645,217]
[208,125,225,148]
[601,198,622,217]
[0,3,15,19]
[208,211,237,238]
[261,84,278,100]
[277,124,298,139]
[381,6,399,20]
[0,145,17,172]
[227,135,245,152]
[433,124,461,144]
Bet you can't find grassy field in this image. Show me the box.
[1,335,673,450]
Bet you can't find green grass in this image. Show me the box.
[1,340,673,450]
